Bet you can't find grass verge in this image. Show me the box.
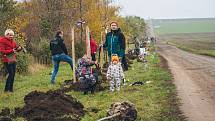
[167,41,215,57]
[0,53,184,121]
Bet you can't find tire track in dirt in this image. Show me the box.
[157,42,215,121]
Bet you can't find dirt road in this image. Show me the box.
[157,42,215,121]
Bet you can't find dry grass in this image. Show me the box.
[28,63,46,74]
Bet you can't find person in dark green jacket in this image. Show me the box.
[103,21,128,70]
[103,22,125,60]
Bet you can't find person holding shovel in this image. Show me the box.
[0,29,22,92]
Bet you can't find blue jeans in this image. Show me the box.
[51,53,73,83]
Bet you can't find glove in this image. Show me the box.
[14,46,23,52]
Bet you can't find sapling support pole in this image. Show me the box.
[100,31,104,70]
[85,26,91,59]
[71,27,76,82]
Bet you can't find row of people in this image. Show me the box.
[0,21,127,93]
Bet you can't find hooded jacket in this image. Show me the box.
[106,62,124,79]
[103,28,125,58]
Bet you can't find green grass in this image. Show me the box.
[167,41,215,57]
[155,19,215,34]
[160,33,215,57]
[0,64,72,109]
[0,53,183,121]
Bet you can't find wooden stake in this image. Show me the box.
[100,31,104,70]
[85,26,91,59]
[71,27,76,82]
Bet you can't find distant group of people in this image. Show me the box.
[0,21,128,93]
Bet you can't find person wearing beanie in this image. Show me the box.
[106,54,125,91]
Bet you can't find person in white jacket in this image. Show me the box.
[106,55,125,91]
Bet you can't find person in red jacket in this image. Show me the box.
[0,29,22,92]
[90,33,98,61]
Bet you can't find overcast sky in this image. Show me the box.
[117,0,215,19]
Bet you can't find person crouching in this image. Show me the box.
[106,55,125,92]
[76,55,98,94]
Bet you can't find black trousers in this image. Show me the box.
[91,53,96,61]
[122,56,128,71]
[4,63,16,92]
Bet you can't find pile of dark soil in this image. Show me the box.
[0,108,12,121]
[126,54,137,60]
[106,101,137,121]
[0,117,12,121]
[0,108,10,117]
[123,56,133,69]
[58,80,108,93]
[15,91,85,121]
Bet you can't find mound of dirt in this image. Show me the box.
[0,117,12,121]
[15,91,85,121]
[106,101,137,121]
[59,80,107,93]
[126,54,137,60]
[0,108,10,117]
[0,108,12,121]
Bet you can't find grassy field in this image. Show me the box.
[0,52,184,121]
[160,33,215,57]
[154,19,215,34]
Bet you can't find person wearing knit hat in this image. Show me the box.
[111,54,119,63]
[106,54,125,91]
